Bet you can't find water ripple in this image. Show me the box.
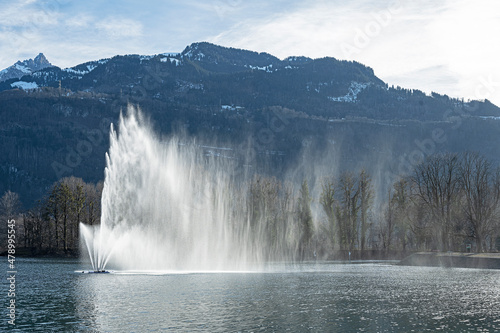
[2,259,500,332]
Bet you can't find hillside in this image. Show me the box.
[1,42,500,207]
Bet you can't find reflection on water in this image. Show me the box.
[2,259,500,332]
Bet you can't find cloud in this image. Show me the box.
[209,2,357,59]
[0,0,63,66]
[95,17,144,38]
[0,0,61,27]
[384,65,460,93]
[208,1,421,60]
[377,0,500,103]
[64,14,93,28]
[0,0,498,106]
[209,0,500,105]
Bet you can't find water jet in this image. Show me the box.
[80,106,288,272]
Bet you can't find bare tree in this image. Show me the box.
[248,176,280,252]
[380,189,395,251]
[410,153,461,251]
[358,170,372,253]
[41,177,103,253]
[0,191,21,219]
[0,191,21,252]
[320,177,336,251]
[336,172,359,252]
[459,152,500,252]
[278,181,297,259]
[23,206,46,251]
[297,180,313,259]
[392,178,410,251]
[85,181,103,226]
[246,176,300,259]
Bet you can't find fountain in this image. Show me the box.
[80,106,273,272]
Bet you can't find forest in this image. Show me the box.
[1,151,500,258]
[0,177,102,255]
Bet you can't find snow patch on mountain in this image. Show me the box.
[182,44,202,60]
[161,52,179,57]
[284,56,313,64]
[161,57,181,66]
[0,53,52,82]
[478,116,500,120]
[244,64,274,73]
[328,82,371,103]
[183,51,205,61]
[11,81,39,90]
[64,67,91,76]
[221,105,244,111]
[176,80,204,92]
[62,59,109,78]
[14,64,31,74]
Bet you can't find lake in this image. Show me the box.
[2,258,500,332]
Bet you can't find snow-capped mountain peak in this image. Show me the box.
[0,53,53,82]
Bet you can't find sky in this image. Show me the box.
[0,0,499,106]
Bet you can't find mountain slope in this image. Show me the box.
[0,42,500,208]
[2,42,495,122]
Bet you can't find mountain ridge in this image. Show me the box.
[1,42,500,208]
[0,53,53,82]
[1,42,495,115]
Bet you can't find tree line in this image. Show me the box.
[401,152,500,253]
[0,177,102,255]
[2,151,500,257]
[243,151,500,259]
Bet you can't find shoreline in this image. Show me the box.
[5,250,500,270]
[399,252,500,269]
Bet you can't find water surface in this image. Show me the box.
[3,258,500,332]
